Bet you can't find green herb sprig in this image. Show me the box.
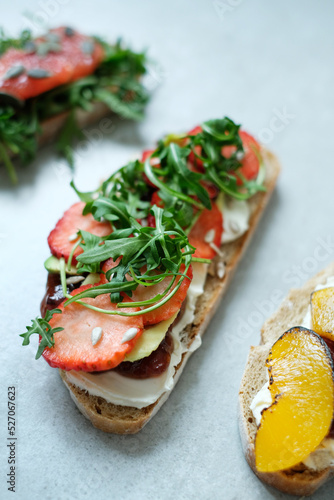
[20,309,64,359]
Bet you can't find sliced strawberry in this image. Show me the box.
[48,201,112,265]
[101,259,193,326]
[42,285,144,372]
[136,264,193,325]
[0,27,104,101]
[187,126,261,185]
[222,130,260,185]
[188,202,223,259]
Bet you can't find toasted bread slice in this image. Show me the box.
[60,147,280,434]
[239,263,334,496]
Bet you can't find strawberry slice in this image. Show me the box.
[100,259,193,326]
[222,130,260,185]
[48,201,112,265]
[188,202,223,259]
[42,285,144,372]
[187,126,261,185]
[0,27,104,101]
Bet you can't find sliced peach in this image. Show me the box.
[255,327,334,473]
[311,287,334,342]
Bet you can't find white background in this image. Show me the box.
[1,1,334,499]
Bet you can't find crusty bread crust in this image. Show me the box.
[239,264,334,496]
[60,147,280,434]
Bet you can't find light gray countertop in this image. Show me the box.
[1,1,334,498]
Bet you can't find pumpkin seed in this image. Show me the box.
[3,65,25,80]
[23,41,37,54]
[81,40,94,55]
[64,27,75,37]
[48,42,62,53]
[27,68,52,79]
[46,32,61,43]
[36,42,50,56]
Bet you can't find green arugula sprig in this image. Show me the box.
[72,116,266,233]
[20,309,64,359]
[0,31,150,181]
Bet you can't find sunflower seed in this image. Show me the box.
[66,276,85,285]
[27,68,52,79]
[204,229,215,244]
[81,40,94,55]
[91,327,103,346]
[68,233,78,242]
[3,65,25,80]
[64,27,75,37]
[217,261,225,280]
[121,328,139,344]
[209,241,224,257]
[236,151,245,161]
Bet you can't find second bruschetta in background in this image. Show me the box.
[0,26,150,183]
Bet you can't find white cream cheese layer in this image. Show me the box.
[220,196,250,244]
[66,262,207,409]
[250,374,272,427]
[250,276,334,471]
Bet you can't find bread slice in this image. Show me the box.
[239,263,334,496]
[60,147,280,434]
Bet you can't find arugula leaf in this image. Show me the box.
[20,309,63,360]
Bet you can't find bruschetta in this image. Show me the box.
[21,116,280,433]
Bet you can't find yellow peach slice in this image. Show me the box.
[311,287,334,342]
[255,327,334,473]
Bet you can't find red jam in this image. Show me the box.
[114,332,174,379]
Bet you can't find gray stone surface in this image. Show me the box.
[1,0,334,498]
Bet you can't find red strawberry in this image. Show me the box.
[48,201,112,265]
[42,285,144,372]
[188,202,223,259]
[187,126,261,185]
[0,27,104,101]
[221,130,260,185]
[100,259,193,326]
